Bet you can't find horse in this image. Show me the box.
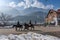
[24,23,29,30]
[28,24,34,30]
[12,24,23,31]
[24,23,34,30]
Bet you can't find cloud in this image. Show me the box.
[8,0,54,9]
[31,0,45,8]
[24,0,32,9]
[45,5,54,9]
[8,2,16,8]
[31,0,54,9]
[17,2,25,7]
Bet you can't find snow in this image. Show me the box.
[0,32,60,40]
[0,26,13,29]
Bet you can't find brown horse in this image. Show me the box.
[24,23,34,30]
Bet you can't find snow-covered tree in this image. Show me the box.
[0,13,12,26]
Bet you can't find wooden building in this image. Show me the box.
[45,9,58,26]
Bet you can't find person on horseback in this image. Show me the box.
[29,20,32,24]
[24,23,29,30]
[15,21,20,31]
[17,21,20,26]
[29,20,32,26]
[29,20,34,30]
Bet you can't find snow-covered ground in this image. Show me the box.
[0,32,60,40]
[0,26,13,29]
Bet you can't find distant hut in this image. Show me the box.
[57,9,60,25]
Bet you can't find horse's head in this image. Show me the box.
[12,25,16,28]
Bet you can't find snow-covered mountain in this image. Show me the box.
[0,6,49,23]
[11,11,48,23]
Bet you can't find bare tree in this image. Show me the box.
[0,13,12,26]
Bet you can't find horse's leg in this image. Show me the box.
[24,27,26,30]
[28,27,29,30]
[15,27,17,31]
[24,28,25,30]
[33,26,34,30]
[21,27,22,31]
[26,27,28,30]
[31,28,33,30]
[30,27,32,30]
[20,27,21,31]
[21,28,22,31]
[19,27,20,31]
[27,28,29,30]
[33,27,34,30]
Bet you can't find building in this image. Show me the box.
[57,9,60,25]
[45,9,58,26]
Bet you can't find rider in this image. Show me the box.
[24,22,29,30]
[29,20,32,26]
[29,20,32,24]
[17,21,20,26]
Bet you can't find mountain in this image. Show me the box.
[22,7,49,15]
[0,6,49,16]
[11,11,48,23]
[0,6,49,23]
[11,7,49,23]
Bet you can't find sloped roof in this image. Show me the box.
[46,9,55,18]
